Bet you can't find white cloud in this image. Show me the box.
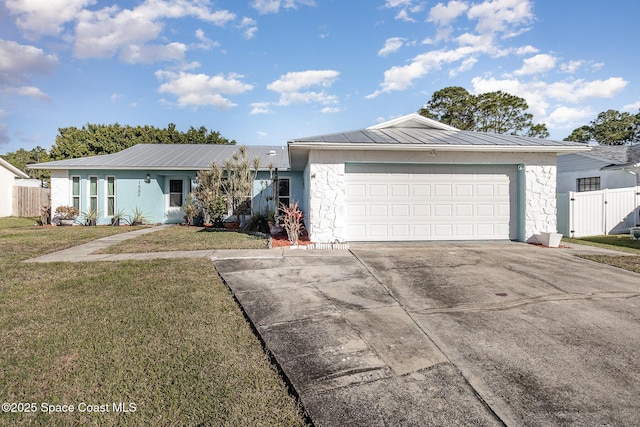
[368,45,484,97]
[378,37,405,57]
[110,93,123,103]
[321,106,341,114]
[545,77,628,102]
[194,29,220,50]
[467,0,534,34]
[238,17,258,39]
[514,53,556,76]
[384,0,426,22]
[74,0,235,62]
[0,39,57,102]
[155,70,253,109]
[428,1,469,26]
[120,42,188,64]
[560,60,583,74]
[250,102,273,114]
[5,0,94,37]
[251,0,316,14]
[470,75,628,128]
[514,45,538,55]
[545,106,594,129]
[3,86,51,102]
[257,131,269,138]
[0,39,58,84]
[448,57,477,77]
[622,101,640,112]
[267,70,340,106]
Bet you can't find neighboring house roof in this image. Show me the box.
[578,145,640,170]
[0,157,29,178]
[288,113,590,168]
[28,144,289,171]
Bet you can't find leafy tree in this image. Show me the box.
[418,86,548,138]
[1,146,50,181]
[564,110,640,145]
[50,123,235,160]
[418,86,475,130]
[563,126,593,143]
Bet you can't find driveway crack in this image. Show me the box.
[416,291,640,315]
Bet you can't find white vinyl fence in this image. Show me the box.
[557,186,640,237]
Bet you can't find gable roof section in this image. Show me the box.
[0,157,29,178]
[289,112,590,153]
[579,145,640,170]
[28,144,289,171]
[366,112,459,131]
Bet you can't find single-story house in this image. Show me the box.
[557,144,640,193]
[0,157,29,217]
[30,113,589,242]
[29,145,296,225]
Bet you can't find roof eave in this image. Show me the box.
[287,142,591,153]
[28,165,288,171]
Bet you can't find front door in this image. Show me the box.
[165,177,187,223]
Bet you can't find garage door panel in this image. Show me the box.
[391,184,409,197]
[345,164,517,241]
[370,184,387,197]
[413,185,431,197]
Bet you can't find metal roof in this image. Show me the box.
[29,144,289,171]
[289,128,589,150]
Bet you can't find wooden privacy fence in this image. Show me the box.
[12,186,51,217]
[557,186,640,237]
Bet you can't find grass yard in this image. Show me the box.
[0,219,306,426]
[564,234,640,274]
[99,225,269,254]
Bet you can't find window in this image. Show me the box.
[89,176,98,211]
[577,177,600,192]
[278,178,290,211]
[106,176,116,216]
[71,176,80,210]
[169,179,183,207]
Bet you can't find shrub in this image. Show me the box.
[280,201,303,244]
[55,205,79,219]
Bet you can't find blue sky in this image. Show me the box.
[1,0,639,154]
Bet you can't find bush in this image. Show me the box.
[55,205,79,219]
[205,196,228,227]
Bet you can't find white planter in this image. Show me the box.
[540,232,562,248]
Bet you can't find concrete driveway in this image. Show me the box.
[212,242,640,426]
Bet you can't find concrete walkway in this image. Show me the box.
[24,225,293,263]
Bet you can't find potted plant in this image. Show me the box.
[55,205,79,226]
[110,209,126,226]
[81,208,99,226]
[128,207,149,226]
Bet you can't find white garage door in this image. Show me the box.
[345,163,517,241]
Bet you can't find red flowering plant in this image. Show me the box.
[280,201,303,244]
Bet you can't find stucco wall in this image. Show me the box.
[0,166,16,217]
[305,149,558,243]
[50,170,69,220]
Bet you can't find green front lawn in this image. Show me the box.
[563,234,640,255]
[0,220,306,426]
[98,225,269,253]
[564,234,640,274]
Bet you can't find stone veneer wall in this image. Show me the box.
[524,164,557,241]
[305,149,558,243]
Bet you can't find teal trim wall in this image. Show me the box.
[252,170,305,215]
[66,169,305,225]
